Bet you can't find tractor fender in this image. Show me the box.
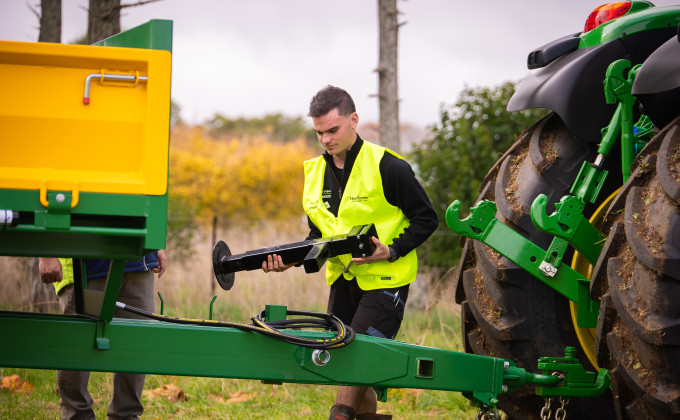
[508,28,677,143]
[632,29,680,128]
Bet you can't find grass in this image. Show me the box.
[1,368,477,419]
[0,221,479,419]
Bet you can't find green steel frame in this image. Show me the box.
[0,305,610,410]
[0,189,167,260]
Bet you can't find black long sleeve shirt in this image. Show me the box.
[306,136,438,258]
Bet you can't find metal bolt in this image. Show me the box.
[539,261,557,277]
[504,361,510,369]
[359,243,364,249]
[502,384,509,393]
[56,193,65,203]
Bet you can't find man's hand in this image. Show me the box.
[152,249,167,278]
[352,236,390,265]
[262,254,293,273]
[39,257,63,284]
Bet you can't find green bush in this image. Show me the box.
[411,82,548,270]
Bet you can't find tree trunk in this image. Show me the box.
[34,0,62,311]
[88,0,121,44]
[377,0,400,152]
[38,0,62,43]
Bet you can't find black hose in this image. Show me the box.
[115,301,355,350]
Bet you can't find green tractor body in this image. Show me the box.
[450,1,680,418]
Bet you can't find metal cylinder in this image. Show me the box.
[0,210,19,227]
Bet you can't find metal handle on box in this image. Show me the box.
[83,72,148,105]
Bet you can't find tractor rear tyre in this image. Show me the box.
[453,112,617,419]
[592,117,680,419]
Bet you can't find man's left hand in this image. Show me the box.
[153,249,167,278]
[352,236,390,265]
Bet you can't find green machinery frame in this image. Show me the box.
[0,20,609,415]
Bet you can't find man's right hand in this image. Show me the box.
[262,254,293,273]
[39,257,63,284]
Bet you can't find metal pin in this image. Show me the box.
[343,261,354,273]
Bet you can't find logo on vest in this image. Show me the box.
[348,195,369,203]
[306,199,323,211]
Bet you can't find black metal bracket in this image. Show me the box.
[212,224,378,290]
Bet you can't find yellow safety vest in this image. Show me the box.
[302,140,417,290]
[53,258,74,295]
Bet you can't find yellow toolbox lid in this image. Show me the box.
[0,40,172,203]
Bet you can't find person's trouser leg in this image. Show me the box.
[107,371,147,420]
[58,369,95,420]
[327,281,408,420]
[91,270,155,420]
[57,284,96,420]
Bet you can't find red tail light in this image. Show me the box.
[584,2,632,32]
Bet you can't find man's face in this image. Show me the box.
[312,108,358,156]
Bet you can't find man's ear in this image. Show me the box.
[350,112,359,129]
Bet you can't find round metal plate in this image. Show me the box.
[212,240,235,290]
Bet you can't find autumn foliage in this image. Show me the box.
[1,374,34,393]
[168,125,317,225]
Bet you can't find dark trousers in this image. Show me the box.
[57,270,155,420]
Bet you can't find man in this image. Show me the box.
[39,252,166,420]
[263,85,438,420]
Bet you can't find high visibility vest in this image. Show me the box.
[53,258,74,295]
[302,140,417,290]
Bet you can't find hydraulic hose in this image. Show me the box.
[115,301,355,350]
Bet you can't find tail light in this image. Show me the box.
[584,2,633,32]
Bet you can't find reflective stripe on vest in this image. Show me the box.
[302,140,417,290]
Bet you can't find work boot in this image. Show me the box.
[329,403,356,420]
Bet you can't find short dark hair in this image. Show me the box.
[308,85,356,118]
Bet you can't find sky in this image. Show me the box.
[2,0,679,131]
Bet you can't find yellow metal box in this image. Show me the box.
[0,39,171,206]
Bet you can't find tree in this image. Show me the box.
[87,0,121,44]
[410,82,548,270]
[168,126,315,225]
[207,113,316,145]
[37,0,62,43]
[376,0,402,152]
[87,0,164,44]
[33,0,162,45]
